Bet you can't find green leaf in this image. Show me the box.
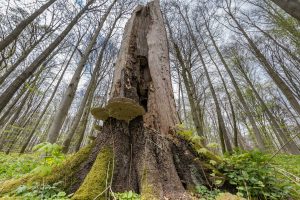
[57,191,66,197]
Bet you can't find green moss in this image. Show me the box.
[140,168,159,200]
[46,143,94,183]
[0,175,32,195]
[175,124,222,163]
[141,184,157,200]
[71,147,113,200]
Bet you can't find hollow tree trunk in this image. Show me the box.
[0,2,228,199]
[54,1,221,199]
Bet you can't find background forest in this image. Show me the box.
[0,0,299,199]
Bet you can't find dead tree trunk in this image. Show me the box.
[67,1,222,199]
[0,1,228,199]
[71,2,186,198]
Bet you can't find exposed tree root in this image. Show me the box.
[0,143,94,195]
[0,118,234,200]
[67,117,230,199]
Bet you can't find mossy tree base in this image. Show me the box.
[65,117,225,200]
[1,1,232,199]
[0,119,228,200]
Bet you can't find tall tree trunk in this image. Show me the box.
[165,20,204,137]
[234,56,300,154]
[205,22,266,151]
[62,13,119,152]
[202,38,239,149]
[66,2,219,199]
[0,0,57,52]
[0,2,232,199]
[46,1,117,144]
[173,7,231,152]
[270,0,300,21]
[0,0,95,113]
[18,51,74,153]
[0,66,44,149]
[0,34,48,85]
[191,22,233,153]
[73,90,94,152]
[226,9,300,116]
[0,90,32,151]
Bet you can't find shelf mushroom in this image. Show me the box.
[91,97,145,122]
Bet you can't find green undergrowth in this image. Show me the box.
[270,154,300,198]
[0,142,94,198]
[1,181,72,200]
[113,190,141,200]
[0,132,299,200]
[0,152,42,182]
[176,124,300,200]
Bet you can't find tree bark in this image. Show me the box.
[62,13,119,152]
[0,2,233,199]
[270,0,300,21]
[68,1,218,199]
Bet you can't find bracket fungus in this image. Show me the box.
[91,107,109,121]
[91,97,145,122]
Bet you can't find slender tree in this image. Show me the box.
[0,0,96,112]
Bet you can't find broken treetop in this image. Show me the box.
[92,0,178,134]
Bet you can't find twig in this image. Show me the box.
[265,133,300,164]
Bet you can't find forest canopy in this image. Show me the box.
[0,0,299,199]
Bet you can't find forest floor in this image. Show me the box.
[0,150,299,200]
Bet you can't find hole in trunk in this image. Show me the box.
[137,56,151,112]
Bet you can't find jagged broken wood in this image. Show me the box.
[0,1,229,199]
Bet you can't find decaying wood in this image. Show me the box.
[111,0,178,135]
[69,1,220,199]
[0,1,224,199]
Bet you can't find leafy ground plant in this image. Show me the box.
[6,181,72,199]
[0,152,41,181]
[31,142,65,176]
[113,190,141,200]
[218,150,295,200]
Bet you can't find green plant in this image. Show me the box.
[270,154,300,198]
[32,142,65,176]
[9,181,71,199]
[0,152,41,181]
[194,185,221,200]
[218,150,292,199]
[114,190,141,200]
